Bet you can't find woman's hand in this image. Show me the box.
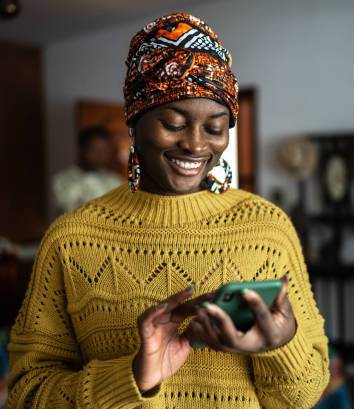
[133,286,213,393]
[189,278,296,354]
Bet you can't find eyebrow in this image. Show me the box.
[163,106,229,119]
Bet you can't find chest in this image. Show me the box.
[62,234,286,361]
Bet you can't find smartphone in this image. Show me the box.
[191,279,282,349]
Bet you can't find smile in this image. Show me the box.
[165,154,208,177]
[170,157,203,169]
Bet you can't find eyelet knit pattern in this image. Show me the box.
[7,183,329,408]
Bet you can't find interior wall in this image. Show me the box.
[44,0,354,215]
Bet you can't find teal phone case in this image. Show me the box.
[191,279,282,349]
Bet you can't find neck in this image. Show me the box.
[96,183,249,227]
[139,176,209,196]
[139,183,207,197]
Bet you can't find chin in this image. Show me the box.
[166,177,205,195]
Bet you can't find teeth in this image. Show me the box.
[170,157,203,169]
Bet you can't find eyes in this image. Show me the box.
[162,122,186,132]
[161,120,227,136]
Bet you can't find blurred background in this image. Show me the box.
[1,0,354,406]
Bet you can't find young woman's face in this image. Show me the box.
[134,98,230,195]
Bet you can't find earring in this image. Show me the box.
[128,138,141,192]
[205,158,232,194]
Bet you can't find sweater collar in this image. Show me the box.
[98,183,248,227]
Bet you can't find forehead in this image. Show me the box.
[156,98,229,117]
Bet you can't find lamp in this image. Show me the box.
[0,0,21,19]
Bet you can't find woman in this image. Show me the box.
[7,12,329,408]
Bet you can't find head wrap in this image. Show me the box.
[123,12,239,127]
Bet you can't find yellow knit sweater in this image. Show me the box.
[7,184,329,408]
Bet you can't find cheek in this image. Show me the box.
[206,137,229,171]
[136,123,175,153]
[211,135,229,155]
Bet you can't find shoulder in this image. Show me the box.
[221,189,299,244]
[224,192,306,265]
[224,189,291,225]
[45,186,124,240]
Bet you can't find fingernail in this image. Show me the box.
[201,301,210,308]
[241,288,249,296]
[159,302,168,310]
[186,284,195,292]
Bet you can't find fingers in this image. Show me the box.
[164,285,195,313]
[138,302,169,338]
[188,304,242,352]
[243,282,296,348]
[138,286,195,336]
[188,319,207,346]
[242,289,278,341]
[187,279,297,353]
[175,292,215,316]
[274,277,288,308]
[272,278,294,320]
[272,278,296,341]
[201,303,241,344]
[189,312,224,351]
[196,308,221,350]
[199,301,277,352]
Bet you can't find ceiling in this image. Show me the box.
[0,0,206,46]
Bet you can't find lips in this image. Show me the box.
[164,154,209,176]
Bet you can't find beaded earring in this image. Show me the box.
[128,128,141,193]
[205,158,232,194]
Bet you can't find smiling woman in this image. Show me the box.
[7,12,329,409]
[134,98,230,195]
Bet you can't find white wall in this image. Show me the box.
[45,0,354,213]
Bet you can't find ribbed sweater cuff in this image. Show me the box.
[251,326,311,378]
[88,353,161,408]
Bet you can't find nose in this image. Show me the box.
[178,126,208,155]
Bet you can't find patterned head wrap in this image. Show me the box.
[123,12,239,127]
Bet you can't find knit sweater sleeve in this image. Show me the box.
[7,226,158,409]
[251,211,330,408]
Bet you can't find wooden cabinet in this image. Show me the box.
[0,42,46,241]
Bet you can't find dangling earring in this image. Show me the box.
[205,158,232,194]
[128,129,141,192]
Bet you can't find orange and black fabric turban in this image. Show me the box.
[123,12,239,127]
